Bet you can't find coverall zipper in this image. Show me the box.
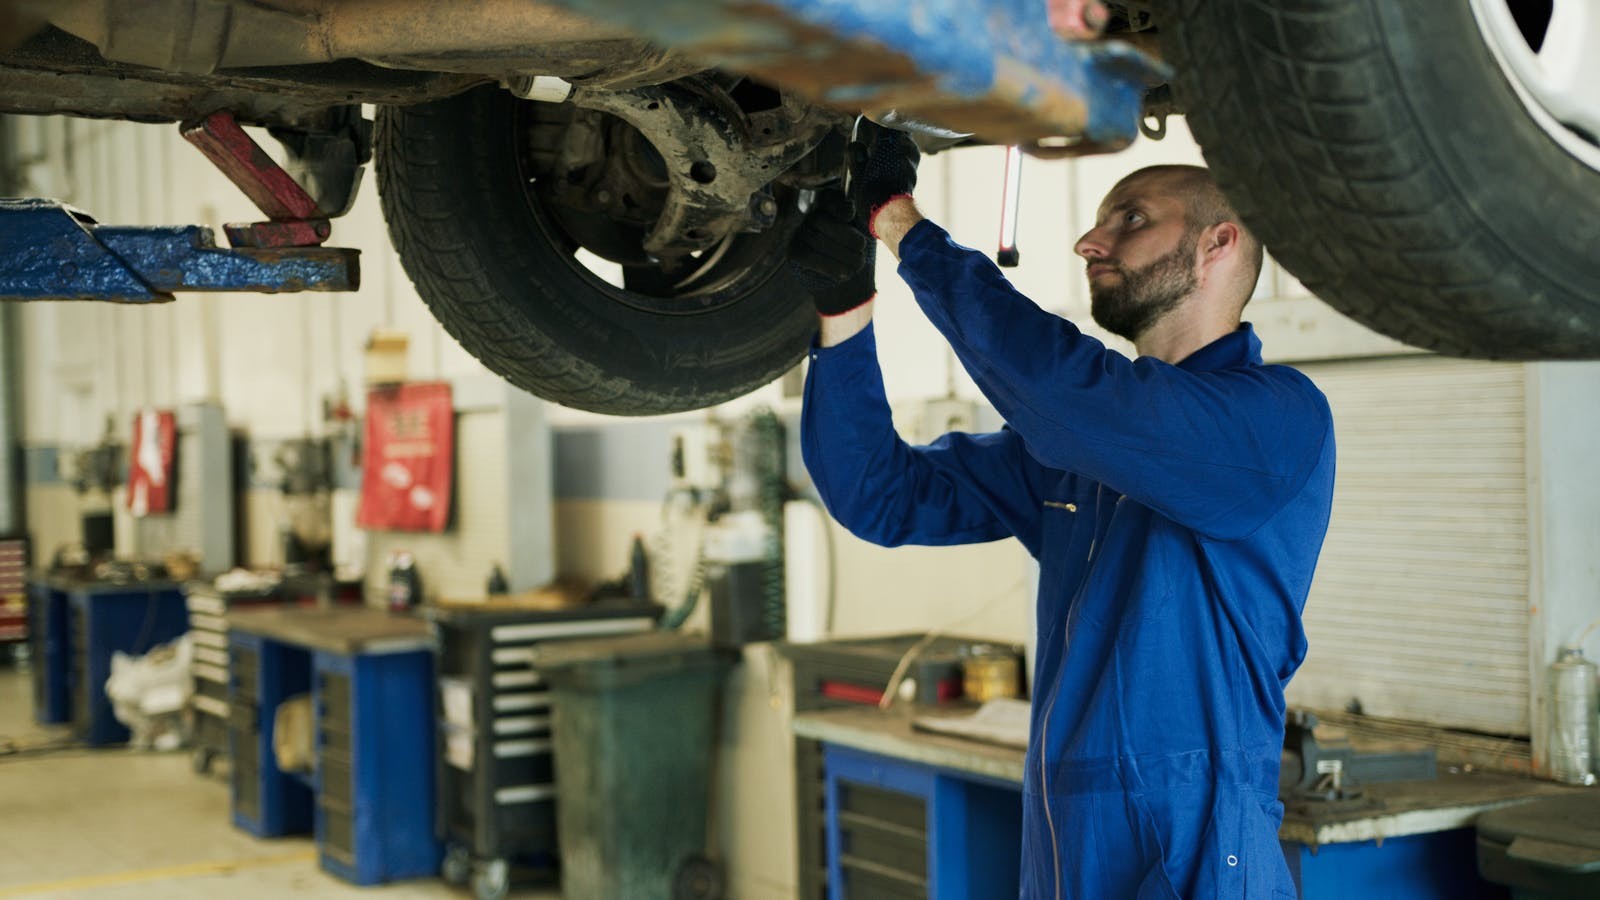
[1040,700,1061,900]
[1042,485,1102,900]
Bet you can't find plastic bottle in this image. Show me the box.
[1549,646,1598,785]
[387,551,421,613]
[486,564,509,595]
[628,534,651,602]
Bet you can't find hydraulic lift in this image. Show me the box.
[0,111,358,302]
[0,0,1162,299]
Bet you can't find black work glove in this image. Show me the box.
[791,189,876,317]
[849,119,920,237]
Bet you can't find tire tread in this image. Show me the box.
[1161,0,1600,357]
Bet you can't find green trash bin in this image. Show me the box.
[536,631,735,900]
[1476,793,1600,900]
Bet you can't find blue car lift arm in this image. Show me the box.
[0,200,359,302]
[1,111,358,302]
[542,0,1168,151]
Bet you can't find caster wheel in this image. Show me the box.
[472,858,509,900]
[441,845,471,887]
[191,748,214,775]
[673,854,725,900]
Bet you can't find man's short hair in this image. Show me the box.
[1117,164,1265,307]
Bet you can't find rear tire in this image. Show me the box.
[1161,0,1600,358]
[375,87,820,414]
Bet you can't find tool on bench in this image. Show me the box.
[1280,710,1438,812]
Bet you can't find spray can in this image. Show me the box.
[387,551,421,614]
[1549,646,1598,785]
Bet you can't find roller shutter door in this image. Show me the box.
[1285,357,1529,736]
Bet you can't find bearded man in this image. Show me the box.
[795,129,1337,899]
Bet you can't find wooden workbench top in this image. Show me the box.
[225,605,432,656]
[792,707,1580,846]
[1278,772,1578,847]
[793,706,1027,785]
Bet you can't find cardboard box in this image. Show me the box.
[364,329,409,385]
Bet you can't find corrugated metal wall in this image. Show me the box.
[1289,357,1530,735]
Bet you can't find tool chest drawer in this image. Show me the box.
[319,669,352,721]
[836,779,929,899]
[319,799,357,863]
[319,748,353,804]
[231,647,259,699]
[427,604,657,885]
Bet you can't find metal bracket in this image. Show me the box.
[570,81,837,256]
[0,200,358,301]
[179,110,335,249]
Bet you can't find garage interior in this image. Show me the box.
[2,13,1600,900]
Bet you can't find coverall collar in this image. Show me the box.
[1172,322,1263,372]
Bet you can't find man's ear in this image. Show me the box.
[1202,221,1240,263]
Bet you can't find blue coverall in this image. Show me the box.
[800,221,1336,898]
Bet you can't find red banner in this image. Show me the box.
[356,382,454,532]
[128,409,176,517]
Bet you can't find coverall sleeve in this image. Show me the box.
[897,221,1331,543]
[800,322,1044,555]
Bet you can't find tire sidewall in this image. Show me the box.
[378,86,820,412]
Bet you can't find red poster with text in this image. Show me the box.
[357,382,454,532]
[128,409,176,517]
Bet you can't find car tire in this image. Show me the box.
[1159,0,1600,358]
[374,86,820,414]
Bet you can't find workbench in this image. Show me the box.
[794,707,1574,900]
[25,577,188,744]
[227,605,441,886]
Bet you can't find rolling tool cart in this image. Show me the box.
[67,580,188,746]
[185,581,282,774]
[428,603,659,900]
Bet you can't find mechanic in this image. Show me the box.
[793,127,1337,898]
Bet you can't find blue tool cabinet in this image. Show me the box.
[823,745,1021,900]
[314,647,440,885]
[26,579,71,725]
[228,630,314,837]
[66,581,187,746]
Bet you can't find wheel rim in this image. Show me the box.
[1470,0,1600,173]
[512,99,802,317]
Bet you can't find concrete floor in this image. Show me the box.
[0,661,559,899]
